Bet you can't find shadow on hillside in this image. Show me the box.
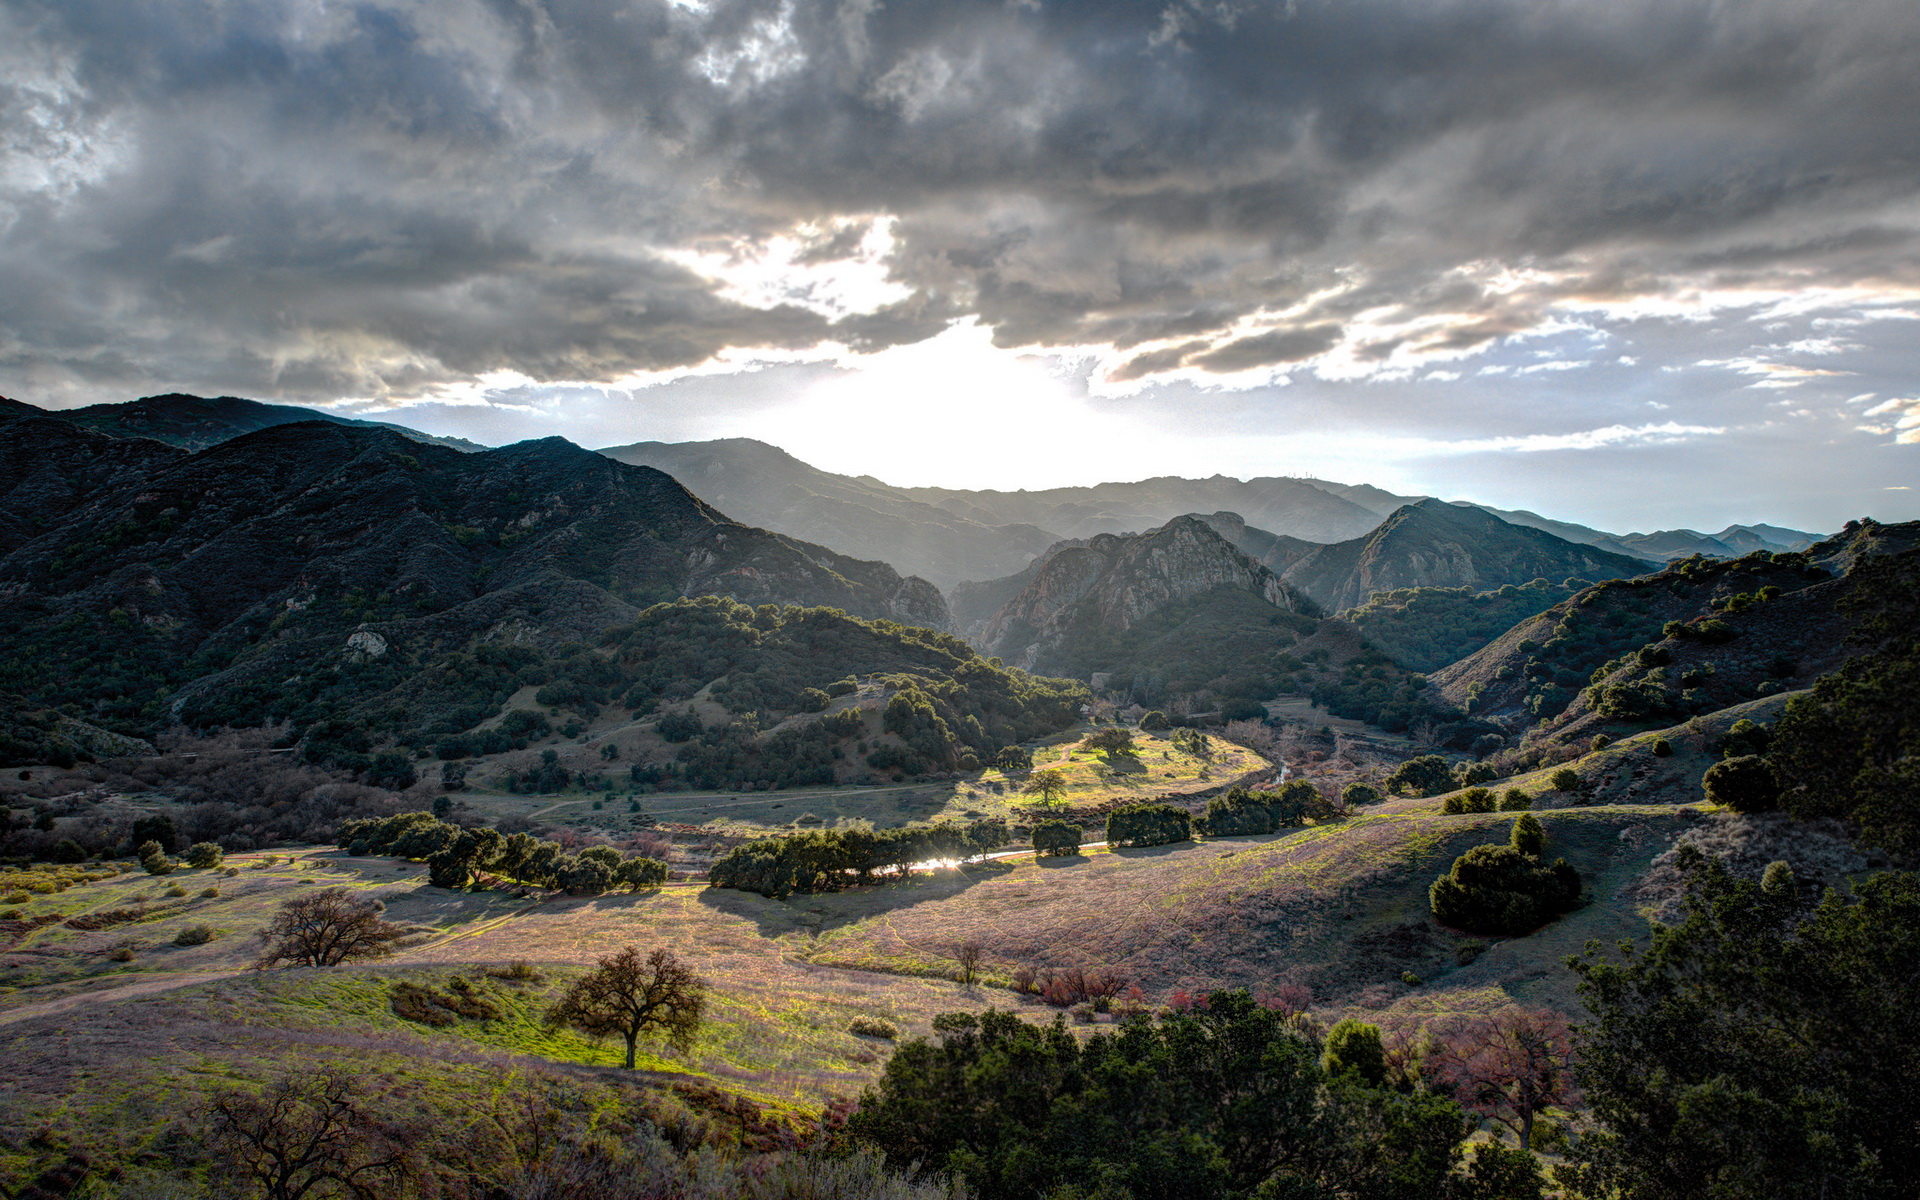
[1036,856,1091,870]
[694,859,1017,938]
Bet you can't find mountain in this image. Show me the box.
[1430,519,1920,752]
[597,437,1059,591]
[0,392,487,454]
[1190,511,1323,574]
[1270,499,1656,613]
[974,515,1317,685]
[0,417,187,554]
[0,419,950,751]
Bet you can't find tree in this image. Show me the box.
[1430,1008,1577,1148]
[1509,813,1545,857]
[138,839,174,875]
[1565,848,1920,1199]
[616,856,668,891]
[1444,787,1496,814]
[1023,768,1068,805]
[1387,755,1456,797]
[255,888,407,968]
[993,745,1033,773]
[50,838,86,863]
[184,841,225,869]
[1083,727,1136,757]
[1429,845,1581,936]
[202,1071,415,1200]
[1342,781,1383,807]
[1702,754,1780,813]
[1032,820,1082,857]
[1323,1018,1388,1086]
[1140,710,1171,731]
[1498,788,1532,812]
[1549,768,1581,793]
[131,813,178,854]
[948,939,985,987]
[545,946,706,1069]
[1106,802,1192,848]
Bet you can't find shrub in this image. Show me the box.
[1498,788,1532,812]
[1444,787,1496,815]
[138,840,174,876]
[4,888,32,905]
[1032,820,1083,857]
[224,866,240,877]
[1590,734,1613,751]
[849,1016,899,1039]
[1429,844,1582,936]
[200,886,220,898]
[1454,760,1498,787]
[108,946,135,962]
[1549,768,1581,793]
[1387,755,1456,797]
[1510,813,1546,857]
[1703,754,1781,813]
[165,883,188,897]
[1139,710,1170,731]
[185,842,225,869]
[1401,971,1423,986]
[1341,782,1383,806]
[1321,1019,1387,1086]
[1455,938,1488,965]
[49,838,87,864]
[174,924,215,946]
[1652,738,1673,757]
[1107,802,1193,848]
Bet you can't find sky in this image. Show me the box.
[2,0,1918,536]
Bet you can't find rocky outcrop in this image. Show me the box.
[977,516,1313,670]
[1279,499,1656,613]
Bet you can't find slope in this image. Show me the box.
[0,420,952,751]
[1278,499,1656,613]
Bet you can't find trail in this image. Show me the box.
[0,969,236,1026]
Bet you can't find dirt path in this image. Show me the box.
[0,969,237,1026]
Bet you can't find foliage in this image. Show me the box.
[1566,848,1920,1199]
[847,993,1474,1200]
[1443,788,1496,815]
[184,841,225,869]
[1106,801,1193,847]
[1429,837,1581,937]
[1510,814,1546,857]
[1429,1008,1577,1148]
[1083,727,1137,756]
[201,1070,416,1200]
[1140,710,1171,731]
[1022,767,1068,805]
[1345,581,1577,673]
[1343,781,1384,806]
[1203,782,1335,835]
[1388,755,1457,798]
[1322,1018,1388,1086]
[1701,754,1780,813]
[1768,549,1920,858]
[1549,768,1580,793]
[1498,789,1532,812]
[254,887,407,968]
[1032,820,1083,857]
[707,819,1007,898]
[545,945,707,1069]
[340,811,665,894]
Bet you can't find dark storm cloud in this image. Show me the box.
[2,0,1918,404]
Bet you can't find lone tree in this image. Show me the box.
[1430,1007,1578,1149]
[949,939,986,987]
[203,1071,415,1200]
[1083,727,1137,757]
[255,888,407,968]
[1024,768,1069,805]
[1702,754,1781,813]
[545,946,707,1069]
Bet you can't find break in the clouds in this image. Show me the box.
[2,0,1918,529]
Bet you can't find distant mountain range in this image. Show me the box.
[0,393,487,454]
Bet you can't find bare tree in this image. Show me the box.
[1429,1007,1579,1147]
[255,888,407,968]
[949,939,985,987]
[545,946,706,1069]
[203,1071,415,1200]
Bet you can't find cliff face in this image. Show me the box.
[977,515,1313,671]
[1279,499,1656,613]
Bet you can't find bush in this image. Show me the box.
[1386,754,1456,797]
[1443,787,1496,815]
[1106,802,1193,848]
[1139,710,1171,731]
[165,883,188,897]
[1220,698,1268,722]
[201,886,220,898]
[4,888,32,905]
[50,839,87,864]
[1429,844,1582,936]
[849,1016,899,1039]
[1321,1018,1387,1086]
[184,842,225,869]
[1341,782,1383,806]
[1032,820,1083,857]
[1652,738,1673,757]
[108,946,135,962]
[1510,813,1546,857]
[1549,768,1581,793]
[1498,788,1532,812]
[174,924,215,946]
[1703,754,1781,813]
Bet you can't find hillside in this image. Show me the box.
[0,417,186,554]
[1431,519,1920,750]
[1277,498,1656,613]
[1342,579,1582,673]
[0,392,486,453]
[0,420,954,760]
[974,516,1318,689]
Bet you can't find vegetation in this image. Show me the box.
[1346,580,1577,672]
[340,812,666,895]
[848,994,1480,1200]
[1701,754,1780,812]
[545,945,707,1070]
[1032,820,1083,857]
[1567,847,1920,1198]
[1429,818,1582,935]
[1202,782,1336,834]
[1105,801,1193,847]
[254,888,407,968]
[706,820,1008,897]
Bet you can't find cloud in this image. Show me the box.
[1858,397,1920,444]
[0,0,1917,408]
